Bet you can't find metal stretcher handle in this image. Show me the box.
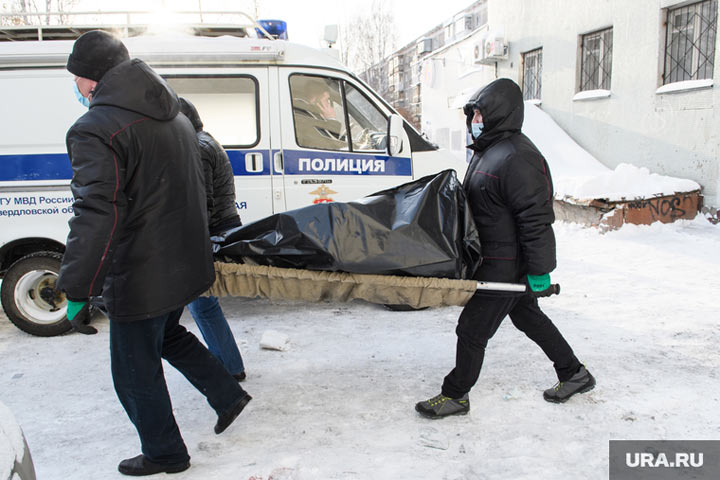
[476,281,561,298]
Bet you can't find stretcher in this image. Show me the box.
[206,262,559,309]
[208,170,559,308]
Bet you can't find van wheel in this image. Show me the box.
[1,251,71,337]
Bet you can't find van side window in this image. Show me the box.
[290,75,349,151]
[344,83,387,152]
[165,76,259,147]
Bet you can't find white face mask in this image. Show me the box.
[73,81,90,108]
[471,122,484,138]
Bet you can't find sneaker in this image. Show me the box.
[118,454,189,476]
[215,392,252,434]
[543,365,596,403]
[415,393,470,419]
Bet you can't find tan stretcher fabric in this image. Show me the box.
[206,262,477,309]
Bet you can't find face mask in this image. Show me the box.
[471,122,484,138]
[73,82,90,108]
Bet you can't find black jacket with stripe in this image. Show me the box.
[57,59,215,321]
[463,78,556,283]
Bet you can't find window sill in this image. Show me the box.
[656,79,713,94]
[573,89,611,101]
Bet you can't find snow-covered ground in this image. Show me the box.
[1,217,718,479]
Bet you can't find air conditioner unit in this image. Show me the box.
[417,38,433,55]
[474,32,508,64]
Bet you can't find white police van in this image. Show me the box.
[0,18,468,336]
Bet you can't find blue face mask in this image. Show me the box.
[73,82,90,108]
[471,122,484,138]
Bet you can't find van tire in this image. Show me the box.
[1,251,72,337]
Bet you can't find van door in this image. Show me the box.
[165,70,273,224]
[275,68,413,209]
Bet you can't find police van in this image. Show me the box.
[0,16,468,336]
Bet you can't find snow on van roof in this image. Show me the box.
[0,33,346,70]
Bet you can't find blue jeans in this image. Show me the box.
[187,296,245,376]
[110,308,247,464]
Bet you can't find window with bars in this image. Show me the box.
[663,0,717,84]
[522,48,543,100]
[580,28,613,91]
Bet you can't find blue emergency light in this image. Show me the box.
[256,19,288,40]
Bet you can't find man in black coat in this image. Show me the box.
[416,78,595,419]
[178,97,246,381]
[57,30,251,475]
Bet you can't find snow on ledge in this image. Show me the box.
[573,89,611,101]
[522,102,702,202]
[656,79,713,95]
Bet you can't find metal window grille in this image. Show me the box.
[522,48,543,100]
[581,28,613,91]
[663,0,718,84]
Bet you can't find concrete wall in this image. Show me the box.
[420,0,720,207]
[490,0,720,207]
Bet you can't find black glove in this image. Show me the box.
[66,299,97,335]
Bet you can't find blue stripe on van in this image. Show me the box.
[226,150,271,175]
[0,153,73,181]
[0,149,412,182]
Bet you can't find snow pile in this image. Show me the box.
[522,102,700,202]
[560,163,701,202]
[260,330,290,351]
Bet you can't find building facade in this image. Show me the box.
[361,1,488,131]
[364,0,720,208]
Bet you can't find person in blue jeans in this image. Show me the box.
[179,97,246,382]
[187,296,245,380]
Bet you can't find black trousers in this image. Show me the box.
[110,307,248,465]
[441,293,581,399]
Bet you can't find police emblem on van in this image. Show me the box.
[310,185,337,204]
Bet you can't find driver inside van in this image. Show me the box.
[292,78,347,150]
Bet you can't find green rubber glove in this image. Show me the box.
[66,299,97,335]
[527,273,551,292]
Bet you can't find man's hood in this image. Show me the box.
[89,59,179,121]
[464,78,524,152]
[178,97,204,131]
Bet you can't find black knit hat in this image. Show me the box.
[66,30,130,82]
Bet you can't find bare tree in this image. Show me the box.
[1,0,78,26]
[340,0,397,75]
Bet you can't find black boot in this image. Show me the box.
[543,365,596,403]
[215,392,252,434]
[415,393,470,419]
[118,455,190,476]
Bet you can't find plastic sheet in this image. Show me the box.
[214,170,482,279]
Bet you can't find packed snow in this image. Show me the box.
[1,216,718,479]
[522,103,701,203]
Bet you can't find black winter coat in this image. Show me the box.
[57,59,215,321]
[462,78,556,283]
[198,131,241,234]
[180,100,241,234]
